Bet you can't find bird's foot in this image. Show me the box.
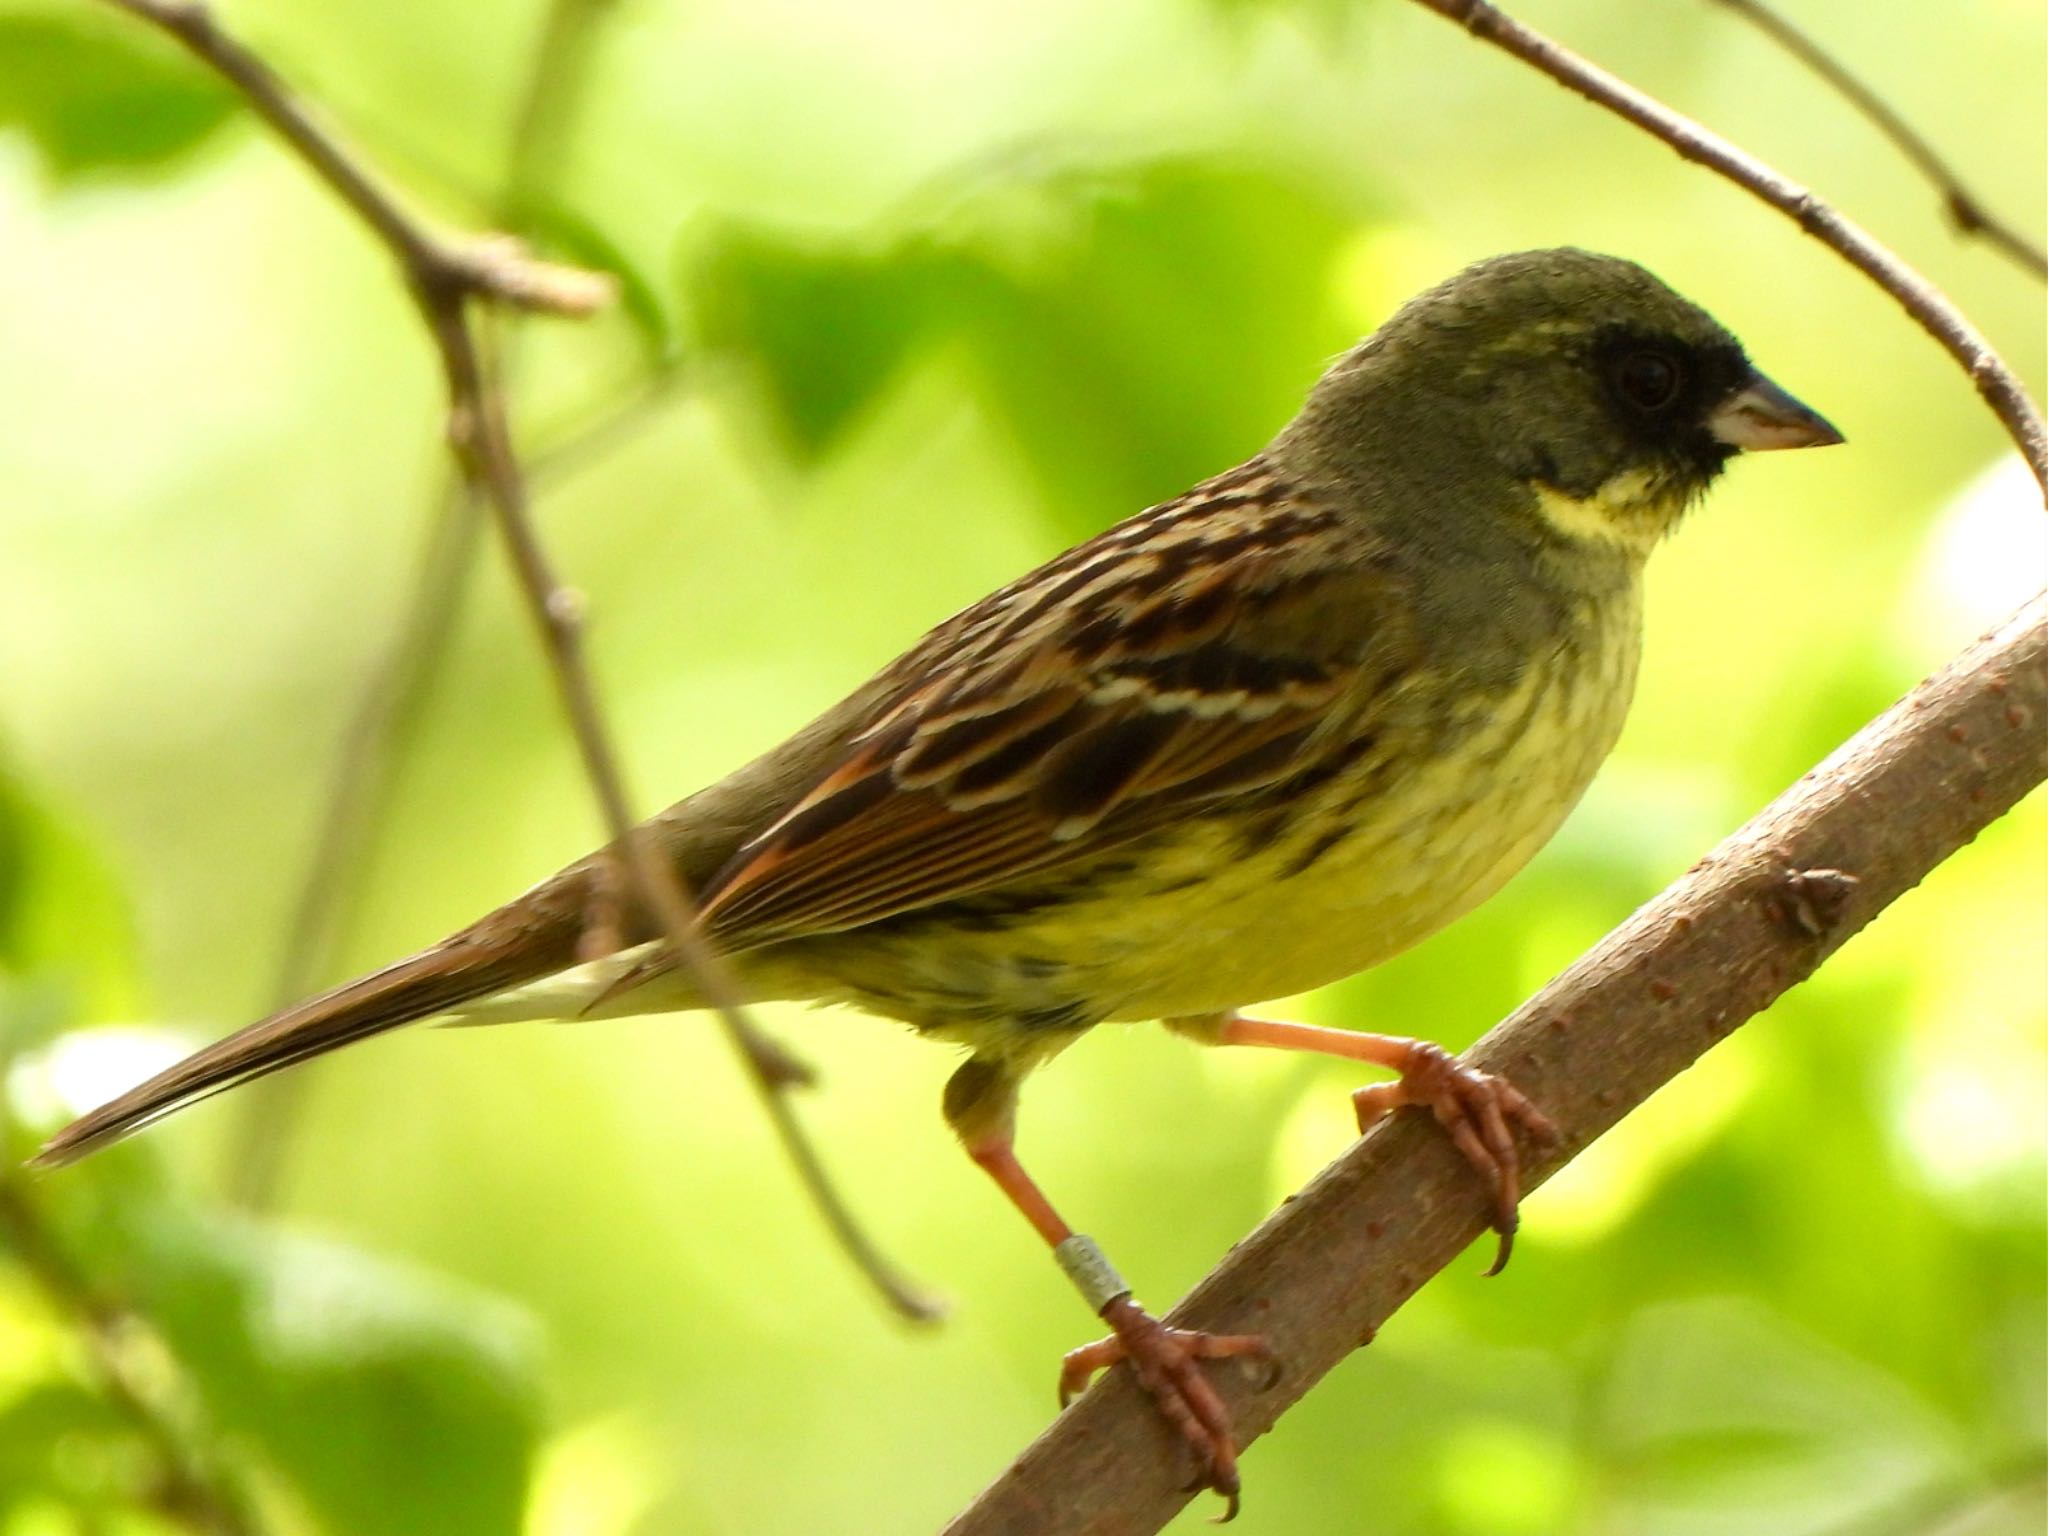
[1352,1042,1557,1275]
[1058,1295,1277,1520]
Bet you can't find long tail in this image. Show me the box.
[31,869,600,1168]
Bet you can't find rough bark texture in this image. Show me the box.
[944,591,2048,1536]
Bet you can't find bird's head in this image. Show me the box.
[1291,248,1842,555]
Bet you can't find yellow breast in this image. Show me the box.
[1081,582,1645,1020]
[734,562,1650,1057]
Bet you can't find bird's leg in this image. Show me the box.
[1171,1013,1556,1274]
[944,1056,1274,1518]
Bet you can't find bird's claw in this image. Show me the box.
[1058,1296,1275,1519]
[1352,1042,1556,1275]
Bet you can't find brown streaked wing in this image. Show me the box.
[694,695,1327,947]
[633,464,1415,976]
[585,462,1417,1003]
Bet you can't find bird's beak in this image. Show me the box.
[1708,371,1844,451]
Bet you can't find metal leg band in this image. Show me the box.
[1054,1233,1132,1314]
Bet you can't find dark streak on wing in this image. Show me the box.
[895,693,1078,786]
[1032,712,1188,834]
[610,458,1419,981]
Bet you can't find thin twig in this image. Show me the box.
[238,356,689,1209]
[1706,0,2048,281]
[102,0,941,1321]
[1409,0,2048,497]
[102,0,611,316]
[425,305,938,1318]
[231,355,685,1212]
[946,589,2048,1535]
[229,0,628,1212]
[0,1191,258,1534]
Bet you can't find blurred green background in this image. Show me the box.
[0,0,2043,1531]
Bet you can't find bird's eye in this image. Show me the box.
[1613,349,1683,411]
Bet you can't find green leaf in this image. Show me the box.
[518,198,678,366]
[0,759,136,1035]
[0,1379,133,1512]
[130,1211,541,1536]
[683,155,1368,540]
[0,11,238,183]
[689,228,962,463]
[950,160,1363,539]
[1601,1298,1969,1535]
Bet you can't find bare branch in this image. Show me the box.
[1706,0,2048,282]
[230,0,638,1212]
[945,589,2048,1535]
[424,303,939,1320]
[100,0,612,315]
[241,364,691,1146]
[235,357,692,1211]
[99,0,942,1321]
[1408,0,2048,497]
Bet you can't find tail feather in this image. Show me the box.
[32,900,586,1169]
[28,729,841,1170]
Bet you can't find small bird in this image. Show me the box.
[38,249,1839,1512]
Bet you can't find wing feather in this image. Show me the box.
[619,462,1417,984]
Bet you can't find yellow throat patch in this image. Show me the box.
[1530,467,1689,557]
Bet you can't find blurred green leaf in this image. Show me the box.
[686,156,1366,539]
[0,760,135,1037]
[1599,1298,1969,1536]
[0,1379,134,1512]
[0,11,237,183]
[690,227,958,464]
[129,1212,540,1536]
[1431,1418,1580,1536]
[519,197,678,366]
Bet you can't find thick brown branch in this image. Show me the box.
[945,590,2048,1535]
[98,0,941,1320]
[1408,0,2048,496]
[1706,0,2048,282]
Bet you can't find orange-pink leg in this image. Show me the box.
[1195,1014,1557,1275]
[948,1058,1273,1518]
